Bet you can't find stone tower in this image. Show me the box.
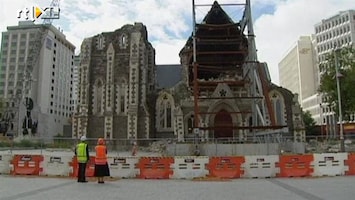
[72,23,156,140]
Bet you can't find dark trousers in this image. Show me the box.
[77,162,87,182]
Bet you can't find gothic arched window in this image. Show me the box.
[187,115,194,134]
[156,93,174,131]
[93,79,104,115]
[119,34,128,49]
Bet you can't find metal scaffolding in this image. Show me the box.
[190,0,286,143]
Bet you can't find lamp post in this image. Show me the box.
[334,46,345,152]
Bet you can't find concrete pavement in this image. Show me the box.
[1,175,355,200]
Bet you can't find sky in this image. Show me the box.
[0,0,354,85]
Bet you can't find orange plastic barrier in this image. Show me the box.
[206,156,245,179]
[276,155,313,177]
[11,155,43,175]
[70,156,95,177]
[345,153,355,175]
[136,157,174,179]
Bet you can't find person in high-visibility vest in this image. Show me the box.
[94,138,110,184]
[75,135,90,182]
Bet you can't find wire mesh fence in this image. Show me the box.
[1,135,355,155]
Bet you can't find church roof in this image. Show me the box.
[180,1,248,83]
[201,1,235,25]
[156,64,182,89]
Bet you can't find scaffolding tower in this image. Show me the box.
[190,0,287,144]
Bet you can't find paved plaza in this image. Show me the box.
[0,175,355,200]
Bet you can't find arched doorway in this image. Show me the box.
[214,109,233,138]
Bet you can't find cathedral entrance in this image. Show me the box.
[214,109,233,138]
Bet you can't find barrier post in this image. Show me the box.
[41,155,73,176]
[243,155,279,178]
[10,155,43,175]
[345,153,355,175]
[108,156,139,178]
[137,157,174,179]
[0,154,13,174]
[172,156,209,179]
[276,155,313,177]
[312,153,347,177]
[206,156,245,179]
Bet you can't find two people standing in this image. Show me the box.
[75,136,110,183]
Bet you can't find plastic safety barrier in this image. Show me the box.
[312,153,347,177]
[70,156,95,177]
[345,153,355,175]
[0,154,13,174]
[243,155,279,178]
[10,154,43,175]
[276,155,313,177]
[41,155,73,176]
[136,157,174,179]
[206,156,245,179]
[171,156,209,179]
[108,156,139,178]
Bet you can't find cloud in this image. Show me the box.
[254,0,354,84]
[56,0,192,57]
[1,0,354,84]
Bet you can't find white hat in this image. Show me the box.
[80,135,87,141]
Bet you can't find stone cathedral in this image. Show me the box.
[72,2,305,142]
[72,23,156,140]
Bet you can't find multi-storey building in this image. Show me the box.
[314,10,355,136]
[72,55,80,115]
[279,10,355,137]
[0,21,75,139]
[279,36,318,107]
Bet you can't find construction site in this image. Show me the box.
[158,0,305,155]
[1,3,355,200]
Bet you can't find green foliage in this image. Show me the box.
[319,47,355,120]
[16,139,44,148]
[302,110,317,135]
[0,140,11,147]
[0,138,73,149]
[52,135,73,148]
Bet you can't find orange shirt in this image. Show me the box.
[95,145,107,165]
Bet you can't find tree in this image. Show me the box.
[319,46,355,121]
[302,110,317,136]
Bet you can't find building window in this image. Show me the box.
[120,95,125,113]
[187,115,194,134]
[156,93,174,131]
[93,79,103,115]
[271,92,285,126]
[96,34,105,50]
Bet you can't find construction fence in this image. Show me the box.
[1,152,355,179]
[1,136,355,156]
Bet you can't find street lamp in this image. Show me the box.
[334,46,345,152]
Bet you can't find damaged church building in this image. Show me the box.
[72,1,305,144]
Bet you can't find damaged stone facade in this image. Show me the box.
[73,2,305,142]
[72,23,156,140]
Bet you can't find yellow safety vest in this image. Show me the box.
[76,143,88,163]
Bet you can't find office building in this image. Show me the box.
[0,21,75,139]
